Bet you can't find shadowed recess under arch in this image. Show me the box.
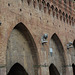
[72,63,75,75]
[49,63,60,75]
[51,33,65,54]
[7,63,28,75]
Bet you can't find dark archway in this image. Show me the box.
[7,63,28,75]
[72,63,75,75]
[72,40,75,75]
[49,64,60,75]
[73,40,75,48]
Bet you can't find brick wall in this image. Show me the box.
[0,0,75,75]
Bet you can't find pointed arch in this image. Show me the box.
[49,33,66,75]
[7,63,28,75]
[14,22,39,64]
[49,63,60,75]
[50,33,65,59]
[6,22,39,75]
[13,22,39,58]
[51,33,64,53]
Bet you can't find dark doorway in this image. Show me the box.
[49,64,60,75]
[7,63,28,75]
[73,40,75,48]
[72,40,75,75]
[72,63,75,75]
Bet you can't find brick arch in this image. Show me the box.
[50,33,65,61]
[49,33,66,75]
[51,33,64,52]
[6,22,39,75]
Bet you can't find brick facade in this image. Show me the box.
[0,0,75,75]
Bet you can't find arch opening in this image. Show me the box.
[6,22,39,75]
[7,63,28,75]
[49,63,60,75]
[49,33,66,75]
[73,40,75,48]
